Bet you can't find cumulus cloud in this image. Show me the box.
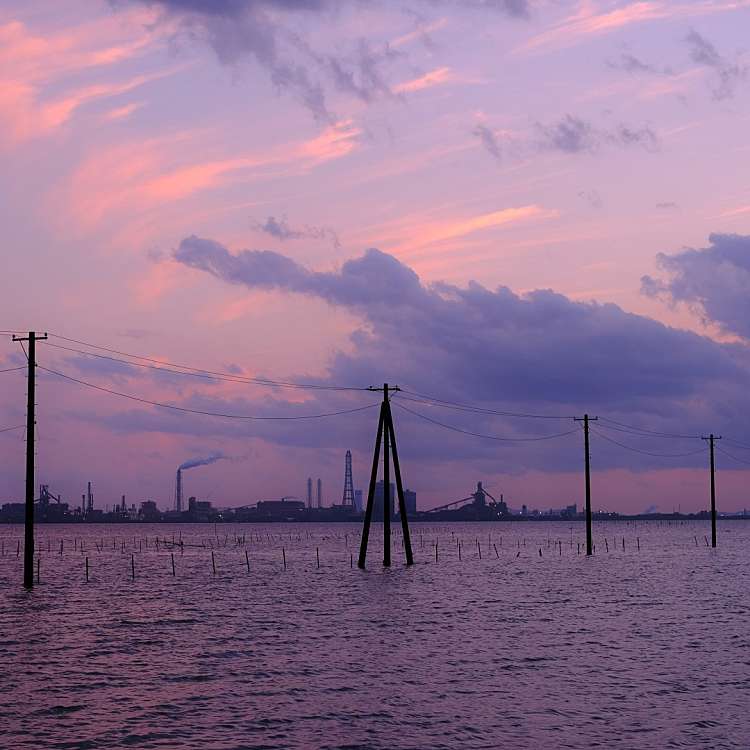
[686,29,747,100]
[175,235,422,309]
[167,235,750,472]
[641,233,750,340]
[58,233,750,475]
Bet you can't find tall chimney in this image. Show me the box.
[175,469,183,512]
[307,477,313,509]
[87,482,93,512]
[316,478,322,509]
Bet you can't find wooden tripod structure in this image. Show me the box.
[358,384,414,568]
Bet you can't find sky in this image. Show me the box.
[1,0,750,514]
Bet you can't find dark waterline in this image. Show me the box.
[2,521,749,749]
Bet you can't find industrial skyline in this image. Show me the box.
[2,1,750,514]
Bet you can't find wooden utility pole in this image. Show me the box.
[358,384,414,568]
[574,414,597,556]
[12,331,47,589]
[702,434,721,548]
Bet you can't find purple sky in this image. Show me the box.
[2,0,750,513]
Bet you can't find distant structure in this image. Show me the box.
[174,469,183,512]
[86,482,94,514]
[316,478,322,508]
[404,489,417,517]
[373,480,395,521]
[354,489,363,513]
[307,477,313,509]
[341,450,355,508]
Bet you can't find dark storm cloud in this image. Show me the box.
[536,115,659,154]
[641,233,750,340]
[685,29,747,100]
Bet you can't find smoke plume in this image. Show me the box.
[179,453,229,471]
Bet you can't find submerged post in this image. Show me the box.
[13,331,47,589]
[574,413,597,556]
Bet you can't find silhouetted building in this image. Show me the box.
[256,498,306,520]
[404,489,417,517]
[139,500,160,521]
[354,489,363,513]
[373,480,395,521]
[187,496,213,521]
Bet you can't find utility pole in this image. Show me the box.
[12,331,47,589]
[701,434,721,548]
[358,383,414,568]
[383,384,390,567]
[574,414,597,556]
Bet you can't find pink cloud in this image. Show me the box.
[64,120,363,233]
[101,101,145,122]
[394,67,455,94]
[0,72,172,148]
[388,205,561,257]
[517,0,750,55]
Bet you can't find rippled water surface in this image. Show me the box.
[2,520,749,749]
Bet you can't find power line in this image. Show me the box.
[597,416,700,440]
[716,445,750,467]
[392,400,579,442]
[398,388,574,420]
[589,426,707,458]
[0,424,24,434]
[45,333,365,392]
[723,437,750,451]
[39,365,380,421]
[0,366,25,374]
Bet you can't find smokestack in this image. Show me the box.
[87,482,93,512]
[81,494,85,515]
[175,469,183,512]
[307,477,312,509]
[121,495,126,513]
[317,478,322,509]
